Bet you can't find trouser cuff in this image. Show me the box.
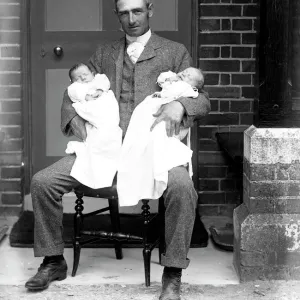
[34,242,64,257]
[160,254,190,269]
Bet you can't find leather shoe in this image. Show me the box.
[159,267,182,300]
[25,257,67,290]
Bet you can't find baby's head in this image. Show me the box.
[177,67,204,90]
[69,63,94,83]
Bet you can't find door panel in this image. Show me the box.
[31,0,193,175]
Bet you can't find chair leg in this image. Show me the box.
[108,198,123,260]
[72,191,84,277]
[141,199,151,286]
[158,196,165,265]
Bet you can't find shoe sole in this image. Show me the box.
[25,271,67,291]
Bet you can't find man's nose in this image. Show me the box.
[128,12,136,25]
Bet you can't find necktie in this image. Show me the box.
[126,42,145,64]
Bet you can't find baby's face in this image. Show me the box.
[176,67,201,87]
[72,65,94,83]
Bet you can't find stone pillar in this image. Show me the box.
[234,125,300,281]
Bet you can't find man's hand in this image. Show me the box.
[150,101,185,137]
[70,115,87,141]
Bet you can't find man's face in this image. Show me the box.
[115,0,153,37]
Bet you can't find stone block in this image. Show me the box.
[234,202,300,281]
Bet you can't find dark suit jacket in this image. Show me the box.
[61,33,210,136]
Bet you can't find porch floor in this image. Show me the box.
[0,215,238,286]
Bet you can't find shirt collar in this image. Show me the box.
[126,29,152,46]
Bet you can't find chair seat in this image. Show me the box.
[75,184,118,199]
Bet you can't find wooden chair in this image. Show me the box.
[71,180,165,287]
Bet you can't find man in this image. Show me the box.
[25,0,210,299]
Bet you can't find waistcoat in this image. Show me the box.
[119,52,135,137]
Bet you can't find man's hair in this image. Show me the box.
[68,63,93,82]
[114,0,151,11]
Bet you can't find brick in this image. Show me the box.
[0,18,20,30]
[222,19,231,31]
[200,19,220,31]
[198,204,219,215]
[242,33,257,44]
[198,138,220,151]
[232,74,252,85]
[0,179,21,192]
[199,179,219,191]
[225,191,240,204]
[198,151,230,165]
[0,31,20,44]
[220,179,236,191]
[253,19,258,31]
[200,60,240,72]
[200,5,242,17]
[231,100,251,112]
[210,99,219,111]
[232,19,252,31]
[198,192,226,204]
[232,0,252,3]
[221,46,230,58]
[0,4,20,17]
[1,126,22,138]
[242,86,257,98]
[200,46,220,58]
[0,138,22,151]
[0,87,21,99]
[242,60,256,72]
[201,0,220,3]
[205,112,240,125]
[220,74,230,85]
[204,73,219,85]
[220,100,230,112]
[1,46,20,58]
[1,192,22,205]
[240,112,254,125]
[232,47,252,58]
[0,60,21,72]
[221,0,230,3]
[206,86,240,98]
[1,100,21,112]
[0,73,20,85]
[0,113,21,125]
[198,126,219,139]
[200,33,241,45]
[0,0,21,3]
[242,4,259,17]
[1,166,22,178]
[0,152,22,165]
[198,165,227,178]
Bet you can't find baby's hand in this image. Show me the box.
[85,89,104,101]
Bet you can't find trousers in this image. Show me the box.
[31,154,198,269]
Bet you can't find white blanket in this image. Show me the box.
[66,81,122,189]
[117,74,198,207]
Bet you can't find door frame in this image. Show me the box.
[23,0,200,193]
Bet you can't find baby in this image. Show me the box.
[68,63,110,104]
[65,63,122,189]
[117,67,205,207]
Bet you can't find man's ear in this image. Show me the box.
[148,3,153,18]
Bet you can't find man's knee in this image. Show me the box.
[166,166,198,208]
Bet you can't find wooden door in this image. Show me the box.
[30,0,196,176]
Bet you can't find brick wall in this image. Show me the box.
[0,0,23,216]
[197,0,258,217]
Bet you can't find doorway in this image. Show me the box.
[28,0,199,186]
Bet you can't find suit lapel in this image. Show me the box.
[137,33,163,63]
[112,38,126,101]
